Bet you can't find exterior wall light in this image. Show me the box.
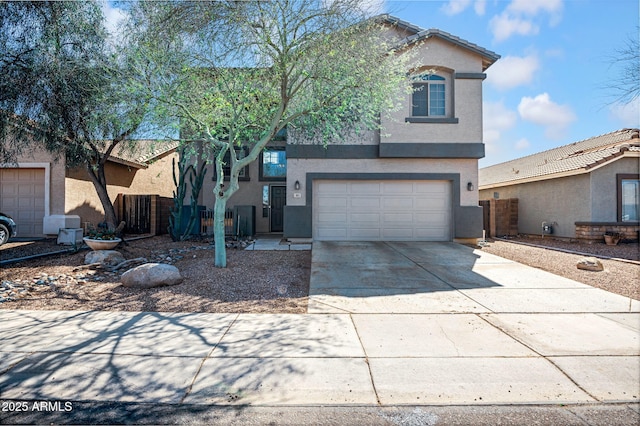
[294,180,301,190]
[467,182,474,191]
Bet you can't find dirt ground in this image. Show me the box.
[1,236,311,313]
[1,234,637,313]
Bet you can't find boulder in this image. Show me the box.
[577,257,604,272]
[120,263,183,288]
[85,250,125,266]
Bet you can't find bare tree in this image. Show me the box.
[606,28,639,106]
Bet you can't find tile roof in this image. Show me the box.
[479,129,640,188]
[109,140,179,168]
[379,15,500,70]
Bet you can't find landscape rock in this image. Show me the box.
[576,257,604,272]
[120,263,183,289]
[85,250,126,266]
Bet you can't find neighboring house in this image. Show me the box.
[65,140,179,228]
[0,138,178,237]
[199,15,500,243]
[0,145,67,238]
[478,129,640,241]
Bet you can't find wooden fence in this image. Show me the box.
[479,198,518,237]
[115,194,172,235]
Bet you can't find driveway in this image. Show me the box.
[308,241,640,405]
[309,241,639,314]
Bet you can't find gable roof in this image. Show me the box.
[379,15,500,71]
[479,128,640,189]
[108,140,179,169]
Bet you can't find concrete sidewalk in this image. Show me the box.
[0,241,638,424]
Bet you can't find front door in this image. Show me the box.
[270,185,286,232]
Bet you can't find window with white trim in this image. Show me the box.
[618,174,639,221]
[260,147,286,181]
[412,74,446,117]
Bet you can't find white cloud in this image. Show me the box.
[507,0,563,17]
[486,54,540,90]
[441,0,486,16]
[515,138,530,150]
[518,93,576,139]
[483,101,518,152]
[325,0,385,14]
[358,0,386,15]
[474,0,487,16]
[609,101,640,128]
[490,0,564,42]
[489,12,539,42]
[441,0,471,16]
[101,1,126,39]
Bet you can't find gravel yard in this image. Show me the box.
[1,234,637,313]
[478,236,639,300]
[1,236,310,313]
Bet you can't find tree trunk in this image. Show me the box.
[213,194,228,268]
[86,163,118,230]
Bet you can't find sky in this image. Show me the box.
[103,0,640,167]
[384,0,640,167]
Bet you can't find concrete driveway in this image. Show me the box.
[309,241,640,405]
[309,241,640,314]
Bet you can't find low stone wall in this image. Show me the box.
[575,222,640,242]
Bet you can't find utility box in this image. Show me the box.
[234,205,256,238]
[57,228,84,245]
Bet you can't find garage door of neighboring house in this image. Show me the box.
[313,180,451,241]
[0,168,45,237]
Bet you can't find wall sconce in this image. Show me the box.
[467,182,474,191]
[294,180,301,190]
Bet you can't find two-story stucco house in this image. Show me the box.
[199,16,500,243]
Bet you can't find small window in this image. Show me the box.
[618,174,639,221]
[214,147,249,181]
[412,74,446,117]
[260,147,286,181]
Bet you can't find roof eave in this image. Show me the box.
[378,14,500,69]
[479,151,640,190]
[107,156,148,169]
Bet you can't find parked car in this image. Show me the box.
[0,212,17,246]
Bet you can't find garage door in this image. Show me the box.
[313,180,451,241]
[0,168,45,237]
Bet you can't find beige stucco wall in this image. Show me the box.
[65,151,178,226]
[197,31,491,235]
[479,156,640,238]
[381,37,485,144]
[590,157,640,221]
[288,158,479,207]
[479,174,591,238]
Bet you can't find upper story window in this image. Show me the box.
[406,71,458,124]
[214,147,249,181]
[260,147,286,181]
[412,74,446,117]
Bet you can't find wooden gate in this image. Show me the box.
[479,198,518,237]
[122,195,151,234]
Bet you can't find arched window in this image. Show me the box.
[411,74,446,117]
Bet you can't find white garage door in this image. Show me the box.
[0,168,46,237]
[313,180,451,241]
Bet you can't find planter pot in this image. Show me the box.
[83,237,122,250]
[603,234,620,246]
